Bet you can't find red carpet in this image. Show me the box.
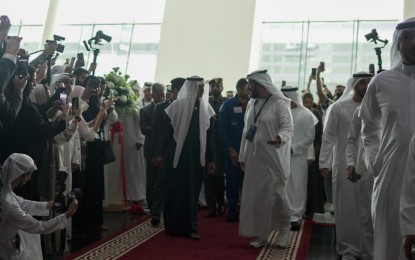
[66,210,313,259]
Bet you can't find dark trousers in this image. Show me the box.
[203,171,225,212]
[224,154,244,217]
[145,157,157,209]
[151,166,165,217]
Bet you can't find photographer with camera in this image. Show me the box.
[0,153,77,260]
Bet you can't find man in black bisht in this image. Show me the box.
[159,76,216,239]
[151,77,185,227]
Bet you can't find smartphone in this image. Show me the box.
[311,68,317,77]
[60,92,68,106]
[72,97,79,111]
[347,172,361,183]
[320,61,325,71]
[281,80,286,87]
[369,64,375,75]
[16,57,29,79]
[77,53,85,67]
[69,57,76,67]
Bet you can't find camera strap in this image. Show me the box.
[253,94,271,124]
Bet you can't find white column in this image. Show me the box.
[155,0,257,89]
[403,0,415,19]
[39,0,60,50]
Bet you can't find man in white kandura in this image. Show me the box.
[346,106,373,260]
[238,69,294,248]
[320,72,372,260]
[0,153,78,260]
[360,17,415,260]
[281,86,317,231]
[401,130,415,260]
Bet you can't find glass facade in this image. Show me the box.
[259,20,397,98]
[9,22,162,86]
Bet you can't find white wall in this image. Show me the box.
[404,0,415,19]
[155,0,256,89]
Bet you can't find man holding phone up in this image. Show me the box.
[0,15,27,127]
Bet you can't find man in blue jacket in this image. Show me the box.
[218,78,250,222]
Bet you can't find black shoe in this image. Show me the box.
[217,205,226,215]
[151,216,160,227]
[227,214,238,222]
[290,221,300,231]
[205,210,216,218]
[188,232,200,240]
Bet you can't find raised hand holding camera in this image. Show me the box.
[0,15,11,42]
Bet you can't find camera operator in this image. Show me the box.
[1,65,67,200]
[0,153,78,260]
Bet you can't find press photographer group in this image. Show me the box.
[0,14,116,259]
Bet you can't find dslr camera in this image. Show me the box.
[45,34,66,53]
[52,171,81,213]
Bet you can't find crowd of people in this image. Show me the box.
[1,13,415,260]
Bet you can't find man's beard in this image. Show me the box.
[251,89,259,99]
[212,91,221,98]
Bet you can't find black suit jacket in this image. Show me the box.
[151,100,173,158]
[0,57,21,126]
[139,102,156,158]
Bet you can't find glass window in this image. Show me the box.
[260,22,304,88]
[356,21,396,72]
[258,19,398,101]
[127,24,161,86]
[57,0,165,24]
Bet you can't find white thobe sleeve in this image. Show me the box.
[292,114,315,155]
[134,111,145,144]
[359,82,382,172]
[346,107,362,168]
[16,196,49,217]
[10,196,68,235]
[53,122,77,145]
[77,118,96,142]
[72,131,81,165]
[401,134,415,236]
[276,100,294,147]
[133,112,145,145]
[319,104,339,169]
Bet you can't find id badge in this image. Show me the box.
[246,125,257,141]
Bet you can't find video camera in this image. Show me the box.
[365,29,388,46]
[52,171,81,213]
[45,34,66,53]
[94,30,112,45]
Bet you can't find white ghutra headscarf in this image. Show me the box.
[281,86,318,125]
[1,154,37,218]
[323,72,373,129]
[165,76,215,168]
[246,70,291,103]
[390,17,415,69]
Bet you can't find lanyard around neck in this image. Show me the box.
[253,95,271,124]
